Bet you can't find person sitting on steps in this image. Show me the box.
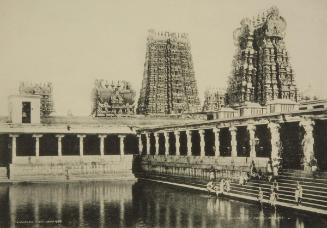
[258,187,264,208]
[295,181,303,206]
[257,169,263,180]
[206,180,214,194]
[272,179,279,193]
[267,158,273,182]
[219,178,225,195]
[269,186,278,210]
[310,157,318,179]
[250,160,258,179]
[224,178,231,193]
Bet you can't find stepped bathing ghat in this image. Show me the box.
[0,6,327,217]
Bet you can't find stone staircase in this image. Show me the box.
[229,175,327,211]
[136,169,327,213]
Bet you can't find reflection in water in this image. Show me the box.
[0,181,325,227]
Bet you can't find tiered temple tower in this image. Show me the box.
[91,79,136,116]
[226,6,298,107]
[137,29,201,114]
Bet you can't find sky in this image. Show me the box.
[0,0,326,116]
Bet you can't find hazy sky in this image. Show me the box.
[0,0,326,116]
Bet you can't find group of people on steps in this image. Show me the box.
[206,160,304,210]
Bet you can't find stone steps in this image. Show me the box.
[278,174,327,186]
[227,172,327,211]
[247,178,327,198]
[281,170,327,180]
[245,180,327,198]
[230,183,327,208]
[136,170,327,212]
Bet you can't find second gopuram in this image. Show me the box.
[137,29,201,115]
[226,6,299,107]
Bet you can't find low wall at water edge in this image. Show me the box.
[9,155,135,181]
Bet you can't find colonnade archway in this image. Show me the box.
[39,134,57,156]
[179,132,187,156]
[219,128,231,157]
[139,118,327,171]
[314,120,327,171]
[0,135,10,165]
[5,133,134,164]
[17,134,34,156]
[280,122,303,169]
[236,126,250,157]
[255,125,271,157]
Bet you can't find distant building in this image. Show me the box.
[91,79,136,116]
[137,29,201,114]
[19,82,54,117]
[226,6,299,107]
[202,88,226,112]
[8,95,41,124]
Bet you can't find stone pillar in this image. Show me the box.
[230,127,237,157]
[300,119,315,171]
[33,134,43,158]
[118,135,126,156]
[186,130,192,156]
[175,131,180,156]
[137,135,143,155]
[9,134,19,164]
[146,133,150,155]
[98,135,107,157]
[77,135,86,157]
[214,128,220,157]
[154,132,160,155]
[199,129,205,157]
[164,132,170,156]
[247,125,256,158]
[267,122,280,161]
[56,135,65,157]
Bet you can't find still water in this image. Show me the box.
[0,180,326,228]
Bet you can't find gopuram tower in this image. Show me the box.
[226,6,299,107]
[137,29,201,114]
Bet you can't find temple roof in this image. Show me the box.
[0,115,197,134]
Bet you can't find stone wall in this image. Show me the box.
[135,155,269,182]
[9,155,135,181]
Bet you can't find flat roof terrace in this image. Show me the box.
[0,115,198,134]
[138,108,327,132]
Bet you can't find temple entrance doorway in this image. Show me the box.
[314,120,327,171]
[280,122,303,170]
[22,102,31,123]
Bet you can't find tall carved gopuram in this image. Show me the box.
[91,79,136,116]
[226,6,299,107]
[137,29,201,114]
